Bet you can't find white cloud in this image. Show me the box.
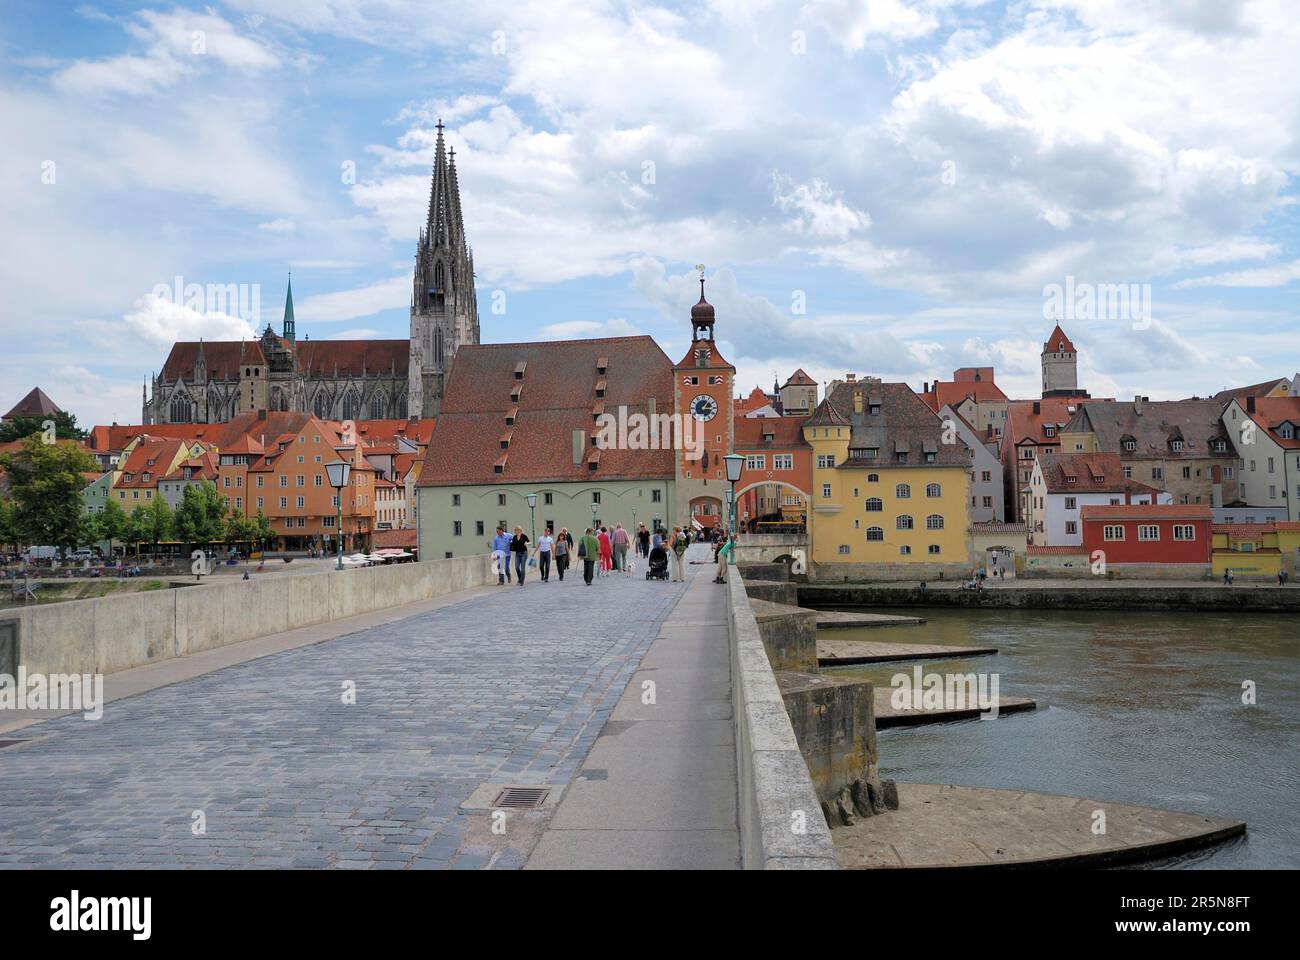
[121,293,258,346]
[258,218,296,232]
[1174,259,1300,289]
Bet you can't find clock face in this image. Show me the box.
[690,394,719,422]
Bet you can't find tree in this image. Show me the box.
[0,499,18,554]
[0,436,100,551]
[140,497,174,553]
[97,498,128,552]
[252,510,276,551]
[0,411,87,443]
[123,506,150,559]
[174,481,227,546]
[225,512,258,546]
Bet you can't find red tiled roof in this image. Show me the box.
[418,337,675,486]
[159,341,267,382]
[735,416,810,449]
[1245,397,1300,449]
[371,528,418,549]
[922,379,1009,412]
[782,368,817,387]
[1042,324,1076,353]
[1036,452,1157,495]
[293,340,409,379]
[735,386,776,415]
[354,418,437,446]
[1080,503,1213,520]
[1027,544,1087,555]
[1212,378,1292,403]
[1212,523,1276,538]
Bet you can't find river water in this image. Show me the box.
[819,607,1300,868]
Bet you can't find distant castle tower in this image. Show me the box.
[408,120,479,418]
[1041,323,1080,397]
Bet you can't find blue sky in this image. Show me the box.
[2,0,1298,427]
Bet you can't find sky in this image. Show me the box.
[1,0,1298,428]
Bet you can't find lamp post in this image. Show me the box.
[724,453,745,536]
[591,501,598,529]
[527,493,538,542]
[325,459,352,571]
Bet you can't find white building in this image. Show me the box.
[1027,452,1167,546]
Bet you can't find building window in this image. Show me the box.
[899,545,911,555]
[1103,525,1125,540]
[1171,440,1183,452]
[1065,521,1077,535]
[592,491,601,504]
[837,544,851,555]
[817,455,836,469]
[297,475,305,487]
[865,498,882,512]
[867,474,879,483]
[982,496,992,508]
[498,493,507,506]
[544,492,554,505]
[296,497,305,509]
[1151,467,1163,480]
[822,484,832,498]
[981,471,991,482]
[865,527,884,541]
[1138,525,1160,541]
[746,455,765,470]
[453,521,462,536]
[279,497,288,509]
[896,483,911,499]
[279,475,288,487]
[1065,497,1076,510]
[925,514,943,530]
[1173,525,1195,541]
[925,483,941,498]
[774,455,793,470]
[927,545,940,555]
[897,515,914,530]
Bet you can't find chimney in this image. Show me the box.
[1134,395,1144,415]
[922,381,929,393]
[1246,396,1256,414]
[571,429,585,466]
[846,373,856,383]
[1032,401,1041,415]
[1211,465,1223,510]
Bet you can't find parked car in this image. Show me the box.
[22,546,61,562]
[68,549,96,562]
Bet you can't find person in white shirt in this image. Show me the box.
[534,530,555,582]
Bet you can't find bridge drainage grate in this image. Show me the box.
[492,786,551,809]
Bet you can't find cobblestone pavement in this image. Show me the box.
[0,556,695,869]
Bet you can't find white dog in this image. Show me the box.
[624,556,637,577]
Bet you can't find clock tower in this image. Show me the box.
[672,271,736,531]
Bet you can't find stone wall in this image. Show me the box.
[726,575,839,869]
[797,581,1300,612]
[750,600,818,673]
[809,560,973,582]
[776,671,877,805]
[10,555,495,678]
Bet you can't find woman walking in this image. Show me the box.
[636,524,650,559]
[554,528,571,581]
[669,526,687,582]
[579,528,600,585]
[534,528,554,582]
[509,526,530,585]
[597,526,613,576]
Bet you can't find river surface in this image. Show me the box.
[819,606,1300,868]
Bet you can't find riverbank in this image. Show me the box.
[800,579,1300,612]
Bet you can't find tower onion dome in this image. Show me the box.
[691,277,715,322]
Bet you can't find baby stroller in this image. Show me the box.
[645,546,670,580]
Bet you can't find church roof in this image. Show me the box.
[3,387,62,420]
[160,341,267,382]
[418,336,675,486]
[293,339,409,379]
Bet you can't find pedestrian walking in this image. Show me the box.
[491,526,513,585]
[535,528,554,582]
[510,526,530,585]
[554,528,571,581]
[612,523,630,571]
[636,524,650,558]
[669,525,687,582]
[579,528,600,586]
[597,526,613,576]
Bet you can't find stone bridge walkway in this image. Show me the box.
[0,545,733,870]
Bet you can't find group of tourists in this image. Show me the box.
[490,522,697,587]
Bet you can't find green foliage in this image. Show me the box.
[173,481,227,545]
[97,497,127,545]
[225,512,259,544]
[0,499,18,550]
[0,436,100,550]
[0,411,86,443]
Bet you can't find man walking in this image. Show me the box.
[491,526,513,585]
[580,528,601,586]
[612,523,630,572]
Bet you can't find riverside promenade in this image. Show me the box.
[0,545,737,870]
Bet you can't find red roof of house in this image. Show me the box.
[1080,503,1213,520]
[1027,544,1088,555]
[735,416,810,449]
[159,341,267,382]
[371,528,418,549]
[1212,523,1277,538]
[1036,452,1158,495]
[735,386,776,415]
[782,368,817,387]
[418,337,676,486]
[922,379,1009,412]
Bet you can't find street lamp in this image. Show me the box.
[724,453,745,535]
[591,501,598,528]
[325,459,352,570]
[527,492,538,542]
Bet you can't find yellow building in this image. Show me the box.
[1212,521,1300,579]
[803,379,973,579]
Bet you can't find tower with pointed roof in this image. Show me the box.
[672,272,736,530]
[282,274,296,343]
[1041,323,1079,397]
[409,119,480,419]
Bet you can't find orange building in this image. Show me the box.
[733,416,812,529]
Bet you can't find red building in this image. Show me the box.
[733,416,812,529]
[1080,503,1212,565]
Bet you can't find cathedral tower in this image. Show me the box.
[408,120,479,418]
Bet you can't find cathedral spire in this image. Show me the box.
[283,273,296,343]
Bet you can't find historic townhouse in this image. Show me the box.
[733,415,812,527]
[803,379,973,578]
[1221,396,1300,521]
[1025,452,1165,546]
[1059,398,1240,507]
[1001,396,1102,522]
[937,404,1004,522]
[921,367,1009,439]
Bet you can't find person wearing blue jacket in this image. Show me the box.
[491,527,513,585]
